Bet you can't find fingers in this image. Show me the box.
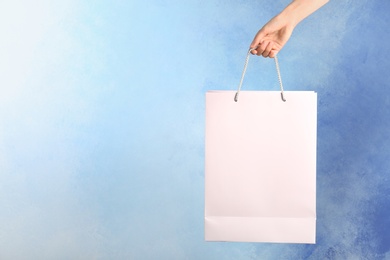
[250,28,267,54]
[252,41,275,58]
[250,27,277,58]
[263,41,273,57]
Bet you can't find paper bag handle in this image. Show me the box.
[234,49,286,102]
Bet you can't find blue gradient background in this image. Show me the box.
[1,0,389,259]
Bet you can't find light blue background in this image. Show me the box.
[1,0,389,259]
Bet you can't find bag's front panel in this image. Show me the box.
[205,91,317,243]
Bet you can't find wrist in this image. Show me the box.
[275,5,299,32]
[280,1,303,28]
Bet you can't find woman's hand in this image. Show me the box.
[250,0,329,58]
[250,14,295,58]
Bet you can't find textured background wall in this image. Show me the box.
[0,0,389,259]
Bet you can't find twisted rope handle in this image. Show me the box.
[234,49,286,102]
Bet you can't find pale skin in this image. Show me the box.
[250,0,329,58]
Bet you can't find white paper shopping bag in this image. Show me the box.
[205,51,317,244]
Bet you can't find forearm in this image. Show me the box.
[280,0,329,27]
